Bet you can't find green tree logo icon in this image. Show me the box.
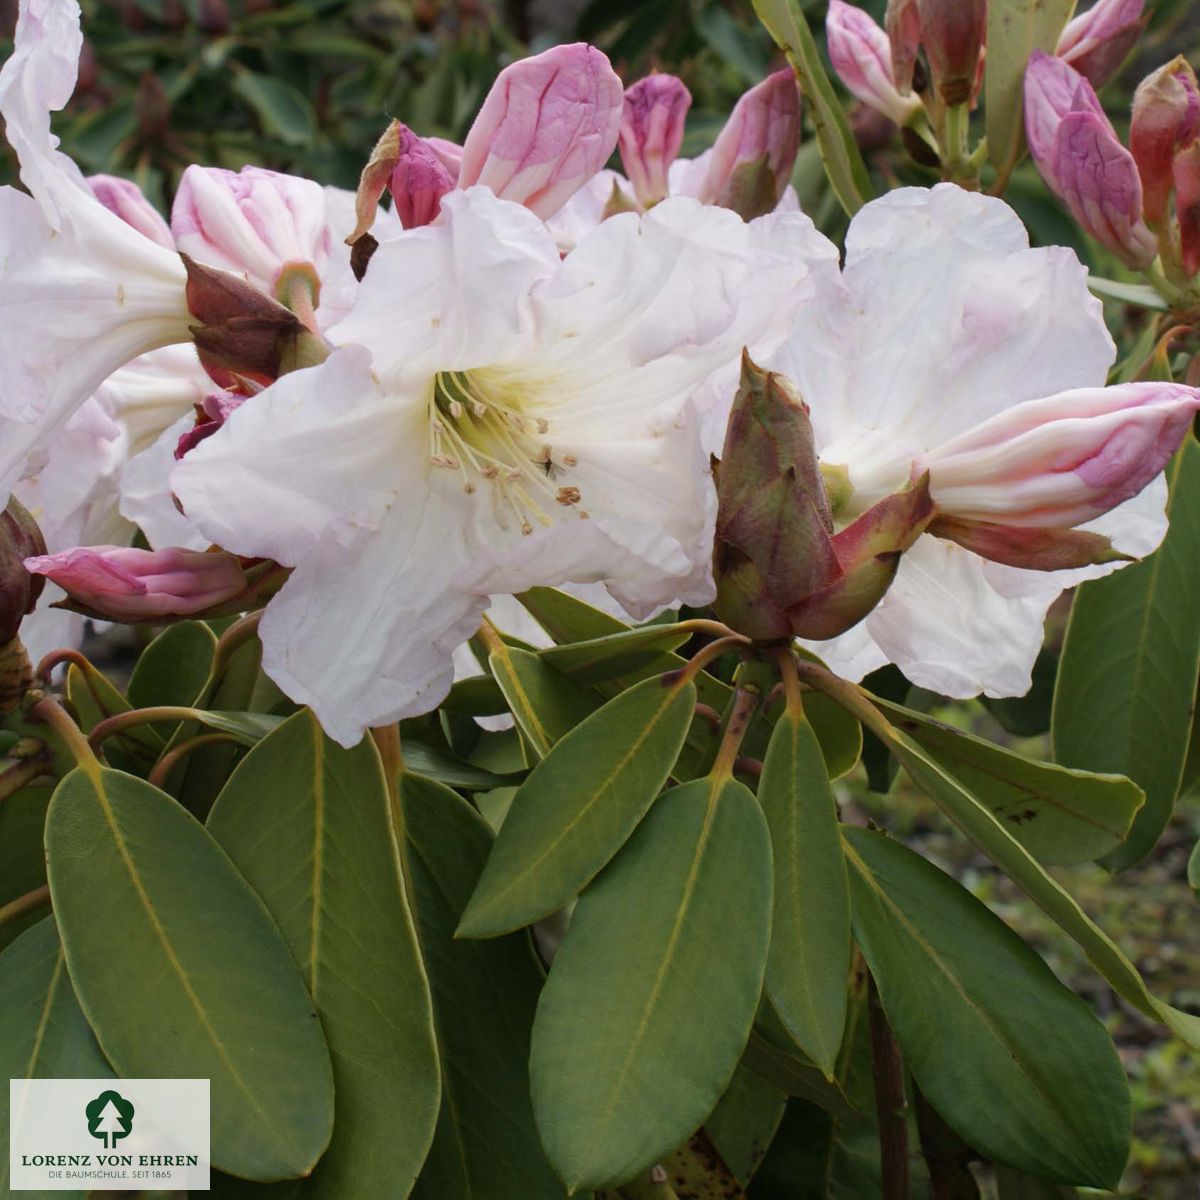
[85,1090,135,1149]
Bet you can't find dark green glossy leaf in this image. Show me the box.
[0,919,113,1196]
[487,642,600,758]
[530,775,772,1191]
[1054,439,1200,868]
[751,0,871,215]
[404,741,522,790]
[127,621,217,711]
[458,674,696,938]
[873,698,1144,865]
[0,784,51,952]
[706,1064,786,1188]
[844,827,1129,1188]
[539,624,692,684]
[517,587,861,779]
[66,661,162,773]
[995,1165,1079,1199]
[46,765,335,1180]
[855,695,1200,1049]
[740,1031,856,1119]
[400,772,566,1200]
[207,711,439,1197]
[758,709,850,1075]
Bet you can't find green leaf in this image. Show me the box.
[127,621,217,711]
[1089,275,1169,310]
[853,692,1200,1049]
[404,741,522,790]
[230,70,316,145]
[739,1030,857,1119]
[873,697,1144,865]
[399,772,567,1200]
[1054,438,1200,868]
[45,765,335,1180]
[66,661,163,773]
[529,775,772,1191]
[0,919,113,1196]
[985,0,1076,181]
[995,1165,1080,1198]
[207,712,439,1197]
[517,587,862,780]
[0,784,52,952]
[705,1064,786,1187]
[458,674,697,938]
[1188,836,1200,895]
[843,828,1130,1189]
[751,0,872,216]
[538,624,692,684]
[758,708,850,1076]
[486,642,600,758]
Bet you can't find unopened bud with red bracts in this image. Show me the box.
[915,0,986,107]
[458,42,623,220]
[0,497,46,645]
[25,546,247,621]
[619,73,692,208]
[1174,142,1200,277]
[1057,0,1147,89]
[182,256,328,386]
[88,175,174,248]
[697,70,802,220]
[713,354,934,642]
[1131,57,1200,226]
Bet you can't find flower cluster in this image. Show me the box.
[3,0,1198,746]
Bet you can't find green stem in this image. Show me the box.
[30,696,100,772]
[941,103,972,184]
[1143,258,1187,307]
[0,756,53,804]
[0,884,50,929]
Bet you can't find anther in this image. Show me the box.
[556,487,581,506]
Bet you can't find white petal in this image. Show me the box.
[545,168,632,251]
[120,417,210,551]
[770,184,1116,490]
[171,347,405,565]
[800,619,890,682]
[97,344,210,455]
[0,186,190,498]
[328,187,560,380]
[258,499,487,747]
[862,536,1061,698]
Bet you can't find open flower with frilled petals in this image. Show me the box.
[759,183,1194,698]
[0,0,193,501]
[172,187,827,745]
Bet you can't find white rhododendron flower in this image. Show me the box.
[173,187,827,744]
[0,0,193,499]
[761,183,1187,698]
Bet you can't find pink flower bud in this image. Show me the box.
[1174,142,1200,277]
[88,174,174,249]
[172,164,330,295]
[919,382,1200,529]
[1056,0,1147,89]
[619,73,691,207]
[1024,52,1156,268]
[425,137,464,183]
[827,1,920,127]
[25,545,247,620]
[915,0,987,106]
[457,43,623,220]
[885,0,923,95]
[389,124,455,229]
[698,69,802,220]
[1131,57,1200,226]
